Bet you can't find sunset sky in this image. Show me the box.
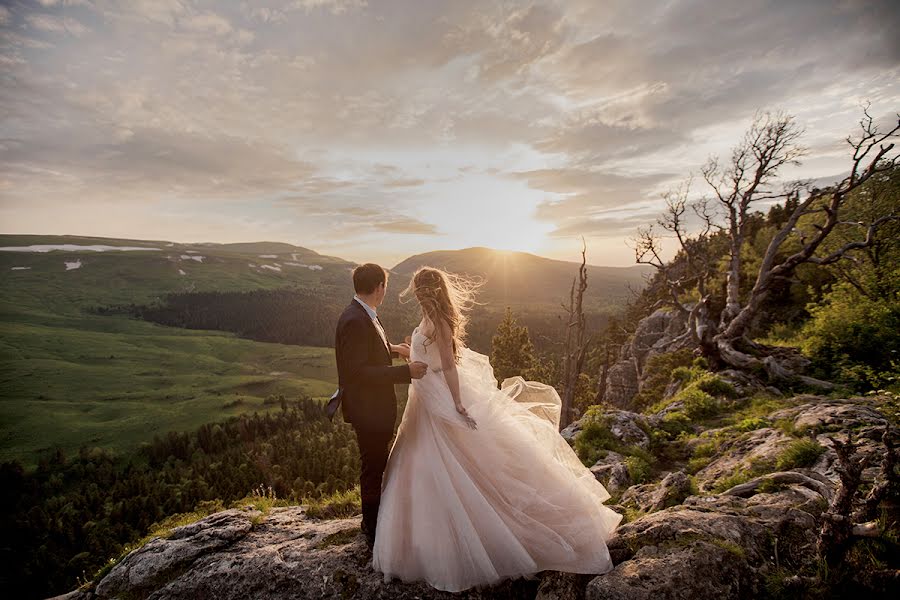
[1,0,898,267]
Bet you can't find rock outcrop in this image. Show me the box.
[589,489,821,600]
[61,508,553,600]
[601,308,690,409]
[61,395,896,600]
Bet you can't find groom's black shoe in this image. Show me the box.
[360,521,375,549]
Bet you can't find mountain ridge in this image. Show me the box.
[1,234,646,271]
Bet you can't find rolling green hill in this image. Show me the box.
[0,234,358,466]
[0,233,355,313]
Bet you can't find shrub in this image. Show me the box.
[687,456,712,474]
[801,281,900,391]
[631,349,695,411]
[695,373,737,398]
[680,388,719,419]
[692,440,718,458]
[574,406,659,470]
[647,368,731,420]
[304,486,361,519]
[574,409,619,466]
[671,366,696,383]
[625,456,652,484]
[775,439,825,471]
[659,411,692,436]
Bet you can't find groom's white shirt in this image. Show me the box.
[354,294,390,352]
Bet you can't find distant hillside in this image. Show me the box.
[0,234,649,363]
[0,233,356,315]
[391,247,651,311]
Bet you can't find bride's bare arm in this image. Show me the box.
[435,319,476,429]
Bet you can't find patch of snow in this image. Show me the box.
[180,254,204,262]
[185,250,200,254]
[261,264,282,272]
[178,269,187,276]
[307,264,323,271]
[248,263,257,268]
[259,254,278,258]
[65,259,82,270]
[10,266,31,270]
[0,244,161,253]
[284,262,306,267]
[166,242,175,247]
[269,371,288,376]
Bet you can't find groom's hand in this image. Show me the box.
[409,361,428,379]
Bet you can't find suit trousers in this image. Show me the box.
[353,426,394,537]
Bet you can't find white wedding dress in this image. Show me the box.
[372,325,622,592]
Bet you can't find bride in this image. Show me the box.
[372,266,622,592]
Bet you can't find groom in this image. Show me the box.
[332,263,427,548]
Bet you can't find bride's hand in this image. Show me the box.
[456,403,477,430]
[391,343,411,359]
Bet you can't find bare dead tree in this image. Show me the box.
[634,106,900,383]
[560,239,588,430]
[816,428,899,568]
[703,111,807,326]
[817,434,871,565]
[633,177,720,352]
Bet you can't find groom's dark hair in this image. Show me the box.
[353,263,388,294]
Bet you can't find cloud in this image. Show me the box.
[179,12,233,36]
[25,13,91,36]
[1,0,897,265]
[384,178,425,188]
[373,217,438,235]
[510,168,675,237]
[289,0,368,15]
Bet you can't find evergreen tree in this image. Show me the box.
[490,307,538,384]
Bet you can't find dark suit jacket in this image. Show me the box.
[334,300,411,432]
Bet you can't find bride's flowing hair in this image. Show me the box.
[400,266,483,361]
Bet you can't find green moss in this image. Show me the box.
[735,416,769,432]
[712,457,777,492]
[713,471,751,493]
[710,538,746,558]
[733,393,789,417]
[774,418,799,437]
[775,438,826,470]
[315,527,360,550]
[620,507,646,524]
